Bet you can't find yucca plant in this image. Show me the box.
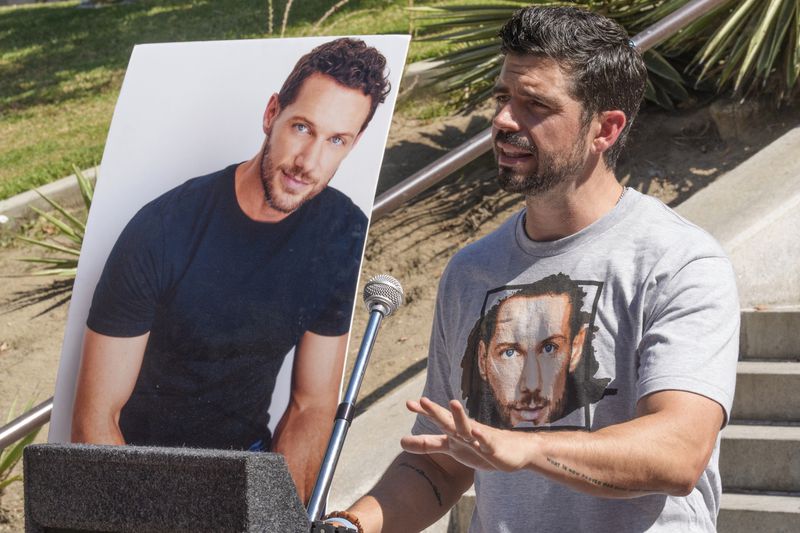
[4,167,94,314]
[16,166,94,279]
[0,400,41,501]
[412,1,689,111]
[619,0,800,98]
[412,0,800,111]
[684,0,798,100]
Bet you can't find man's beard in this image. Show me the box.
[495,130,587,196]
[259,141,316,215]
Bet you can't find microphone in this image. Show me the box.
[363,274,404,316]
[307,275,404,526]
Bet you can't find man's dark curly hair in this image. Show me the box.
[278,38,391,133]
[499,6,647,169]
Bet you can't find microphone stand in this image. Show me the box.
[307,275,403,531]
[307,306,387,524]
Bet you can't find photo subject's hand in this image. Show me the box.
[401,397,535,473]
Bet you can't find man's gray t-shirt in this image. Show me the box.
[412,189,739,532]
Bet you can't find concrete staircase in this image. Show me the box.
[718,309,800,532]
[678,126,800,532]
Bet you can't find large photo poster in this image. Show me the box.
[48,35,409,495]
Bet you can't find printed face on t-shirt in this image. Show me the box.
[478,293,585,428]
[259,73,371,216]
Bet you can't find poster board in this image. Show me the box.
[49,35,410,449]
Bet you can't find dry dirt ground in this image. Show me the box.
[0,98,798,529]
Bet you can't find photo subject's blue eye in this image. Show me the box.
[503,348,516,358]
[543,343,557,354]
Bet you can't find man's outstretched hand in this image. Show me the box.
[401,397,535,473]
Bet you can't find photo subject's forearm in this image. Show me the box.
[71,412,125,445]
[71,328,147,446]
[349,453,473,533]
[271,404,333,503]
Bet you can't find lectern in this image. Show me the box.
[24,444,309,532]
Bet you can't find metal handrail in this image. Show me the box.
[372,129,493,219]
[632,0,728,53]
[0,0,729,451]
[0,398,53,449]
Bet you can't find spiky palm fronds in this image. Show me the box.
[412,1,688,111]
[412,0,800,111]
[15,166,93,278]
[688,0,799,99]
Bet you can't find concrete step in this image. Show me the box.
[721,424,800,493]
[740,310,800,361]
[732,361,800,422]
[718,493,800,533]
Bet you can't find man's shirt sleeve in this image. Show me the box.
[636,256,740,424]
[86,204,167,337]
[307,208,368,337]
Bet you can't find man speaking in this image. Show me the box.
[325,7,738,532]
[70,37,390,502]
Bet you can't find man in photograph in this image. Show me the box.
[324,6,738,532]
[461,273,609,429]
[71,37,390,502]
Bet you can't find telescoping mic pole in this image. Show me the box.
[306,274,404,528]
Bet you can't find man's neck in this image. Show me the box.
[235,152,289,223]
[523,168,623,242]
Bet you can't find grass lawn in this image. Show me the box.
[0,0,475,200]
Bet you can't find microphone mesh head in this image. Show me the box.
[363,274,404,316]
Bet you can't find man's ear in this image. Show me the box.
[568,324,588,373]
[591,110,626,158]
[262,93,281,133]
[478,340,488,381]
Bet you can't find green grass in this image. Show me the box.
[0,0,468,200]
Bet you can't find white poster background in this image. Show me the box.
[49,35,410,443]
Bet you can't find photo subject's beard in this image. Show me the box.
[259,145,312,215]
[481,377,571,429]
[547,394,565,424]
[495,131,587,197]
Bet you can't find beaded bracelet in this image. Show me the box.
[325,510,364,533]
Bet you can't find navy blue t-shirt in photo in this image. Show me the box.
[87,164,367,449]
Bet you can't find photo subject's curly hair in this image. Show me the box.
[499,6,647,169]
[278,38,391,132]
